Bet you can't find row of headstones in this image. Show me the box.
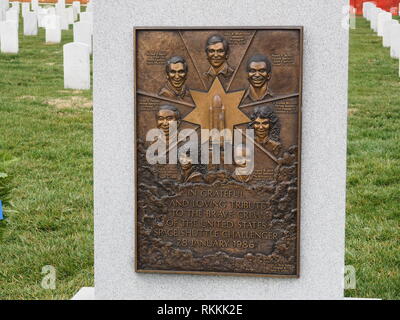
[0,0,92,90]
[0,0,93,51]
[363,2,400,75]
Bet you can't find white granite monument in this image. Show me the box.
[60,9,69,30]
[23,10,37,36]
[45,15,61,44]
[0,19,18,53]
[5,8,18,23]
[93,0,349,300]
[73,21,92,54]
[21,2,29,18]
[377,11,392,37]
[66,7,74,25]
[72,1,80,21]
[63,42,90,90]
[31,0,39,12]
[390,24,400,59]
[383,19,398,48]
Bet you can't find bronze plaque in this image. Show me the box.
[135,27,302,277]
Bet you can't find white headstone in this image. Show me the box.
[5,8,18,31]
[86,1,93,13]
[94,0,349,300]
[66,7,74,24]
[59,9,68,30]
[377,11,392,37]
[1,0,9,21]
[23,10,37,36]
[48,7,56,16]
[55,2,64,15]
[365,3,376,21]
[73,21,92,54]
[42,14,57,29]
[371,7,382,32]
[0,0,4,21]
[31,0,39,12]
[79,11,92,34]
[63,42,90,90]
[0,20,18,53]
[390,24,400,58]
[72,0,80,21]
[37,12,48,28]
[6,8,18,22]
[21,2,29,17]
[363,2,374,18]
[0,0,9,13]
[383,19,398,48]
[45,15,61,44]
[0,0,6,21]
[10,0,19,15]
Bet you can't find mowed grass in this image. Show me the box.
[345,17,400,300]
[0,12,93,299]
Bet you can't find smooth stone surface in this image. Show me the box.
[71,287,95,300]
[377,11,392,37]
[45,15,61,43]
[6,8,18,23]
[23,11,38,36]
[94,0,349,300]
[79,11,92,34]
[0,20,18,53]
[42,14,59,29]
[31,0,39,12]
[363,2,374,19]
[72,0,80,19]
[60,9,69,30]
[37,12,47,28]
[66,7,74,24]
[86,1,93,13]
[70,286,379,300]
[390,24,400,58]
[48,7,56,16]
[383,20,398,48]
[21,2,29,17]
[55,2,64,15]
[63,42,90,90]
[46,28,61,43]
[73,21,92,54]
[10,0,18,14]
[366,4,376,21]
[371,7,382,31]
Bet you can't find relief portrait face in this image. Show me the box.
[248,61,270,88]
[206,42,228,69]
[253,117,270,139]
[178,152,192,170]
[167,62,187,89]
[157,109,179,136]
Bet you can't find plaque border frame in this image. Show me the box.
[133,26,303,278]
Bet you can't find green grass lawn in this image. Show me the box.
[0,13,93,299]
[345,17,400,300]
[0,15,398,300]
